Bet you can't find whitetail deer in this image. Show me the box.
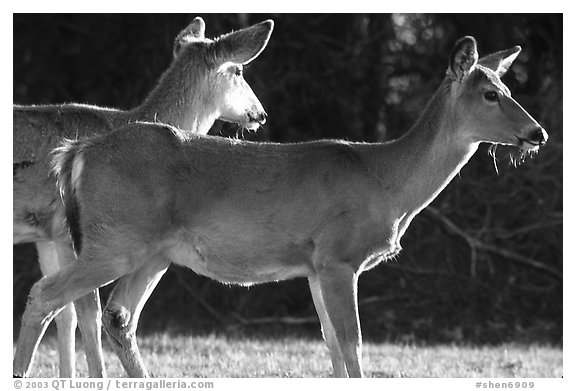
[13,16,273,377]
[14,36,547,378]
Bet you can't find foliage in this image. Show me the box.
[13,14,562,345]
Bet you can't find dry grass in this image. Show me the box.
[19,332,562,378]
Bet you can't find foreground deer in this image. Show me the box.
[13,17,273,377]
[14,36,547,378]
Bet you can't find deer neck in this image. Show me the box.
[373,81,479,222]
[129,57,218,135]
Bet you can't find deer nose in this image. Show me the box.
[249,110,267,125]
[531,126,549,146]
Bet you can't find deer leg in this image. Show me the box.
[37,241,106,377]
[74,289,106,377]
[53,304,77,377]
[102,259,169,378]
[51,242,107,378]
[36,242,77,378]
[308,275,347,377]
[14,251,136,378]
[312,263,363,378]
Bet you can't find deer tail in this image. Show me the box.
[51,139,86,255]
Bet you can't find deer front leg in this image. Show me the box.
[13,279,66,377]
[53,304,77,377]
[14,260,126,377]
[50,241,107,378]
[308,275,347,377]
[311,262,363,378]
[74,290,106,377]
[14,248,138,378]
[36,242,77,378]
[103,259,169,378]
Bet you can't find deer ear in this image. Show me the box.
[214,19,274,65]
[448,36,479,82]
[173,17,206,58]
[478,46,521,77]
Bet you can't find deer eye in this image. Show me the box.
[484,91,499,102]
[234,67,243,77]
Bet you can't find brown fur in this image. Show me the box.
[17,37,547,379]
[13,17,273,378]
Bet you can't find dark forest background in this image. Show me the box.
[13,14,562,346]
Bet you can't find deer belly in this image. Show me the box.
[165,233,314,285]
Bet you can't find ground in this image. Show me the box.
[20,331,562,378]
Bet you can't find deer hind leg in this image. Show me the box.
[308,276,347,377]
[310,261,363,378]
[13,250,136,378]
[36,242,77,378]
[102,258,170,378]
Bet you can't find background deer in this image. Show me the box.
[14,36,547,378]
[13,16,273,377]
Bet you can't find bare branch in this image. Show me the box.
[173,272,229,325]
[227,294,408,328]
[230,312,318,326]
[425,206,561,279]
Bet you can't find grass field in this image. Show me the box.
[19,332,562,378]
